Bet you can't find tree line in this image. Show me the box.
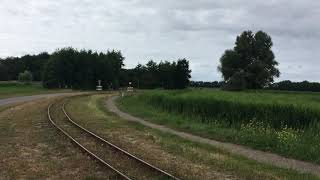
[42,47,124,89]
[189,80,320,92]
[189,81,225,88]
[0,47,192,90]
[120,59,191,89]
[268,80,320,92]
[3,30,316,92]
[0,52,50,81]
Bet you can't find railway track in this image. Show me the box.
[48,98,179,180]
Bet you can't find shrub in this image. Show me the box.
[18,70,33,84]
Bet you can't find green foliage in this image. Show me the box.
[218,30,280,90]
[222,71,246,91]
[0,52,50,81]
[119,89,320,163]
[175,59,192,89]
[42,47,124,89]
[68,95,317,179]
[18,70,33,84]
[121,59,191,89]
[269,80,320,92]
[190,81,225,88]
[137,90,320,129]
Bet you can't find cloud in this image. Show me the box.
[0,0,319,81]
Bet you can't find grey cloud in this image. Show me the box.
[0,0,319,81]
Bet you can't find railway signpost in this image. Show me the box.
[96,80,102,91]
[127,82,133,92]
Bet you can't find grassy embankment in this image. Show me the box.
[117,89,320,164]
[65,94,317,179]
[0,82,72,99]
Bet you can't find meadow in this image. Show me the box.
[118,89,320,164]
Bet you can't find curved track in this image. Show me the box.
[48,98,179,180]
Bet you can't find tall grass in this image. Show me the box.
[138,89,320,130]
[120,89,320,163]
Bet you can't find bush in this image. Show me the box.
[18,70,33,84]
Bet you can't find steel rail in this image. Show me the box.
[47,103,131,180]
[62,100,180,180]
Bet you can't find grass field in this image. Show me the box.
[64,94,317,179]
[0,82,72,99]
[118,89,320,164]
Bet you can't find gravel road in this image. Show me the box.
[0,93,76,106]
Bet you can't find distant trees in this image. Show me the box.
[0,47,191,90]
[189,81,225,88]
[268,80,320,92]
[0,53,50,81]
[42,47,124,89]
[175,59,192,89]
[21,52,50,81]
[18,70,33,84]
[120,59,191,89]
[218,30,280,90]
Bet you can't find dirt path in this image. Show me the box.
[106,96,320,177]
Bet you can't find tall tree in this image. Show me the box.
[175,59,191,89]
[121,59,192,89]
[42,47,124,89]
[218,30,280,90]
[158,61,175,89]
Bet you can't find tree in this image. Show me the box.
[21,52,50,81]
[175,59,191,89]
[42,56,60,88]
[218,30,280,90]
[18,70,33,84]
[0,52,50,81]
[158,61,175,89]
[42,47,124,89]
[189,81,225,88]
[121,59,192,89]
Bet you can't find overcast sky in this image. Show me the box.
[1,0,319,82]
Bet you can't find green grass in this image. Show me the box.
[0,82,72,99]
[117,89,320,164]
[66,94,318,179]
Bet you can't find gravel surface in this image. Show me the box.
[0,93,79,106]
